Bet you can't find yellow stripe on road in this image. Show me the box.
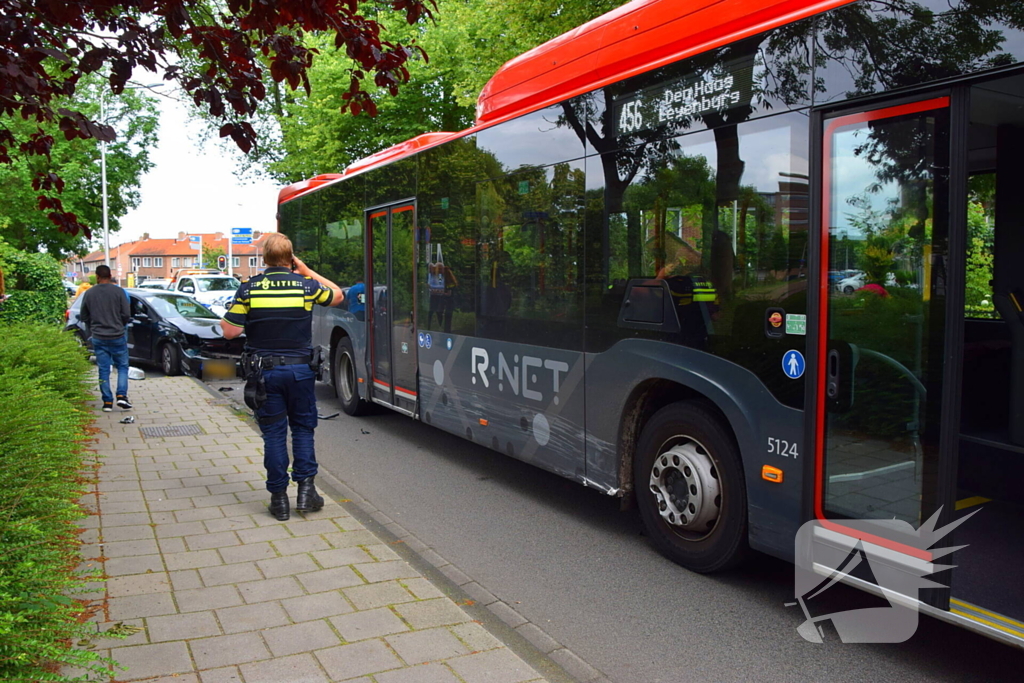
[955,496,991,510]
[250,296,305,308]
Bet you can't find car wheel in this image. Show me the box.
[161,343,182,376]
[843,285,855,294]
[333,336,368,416]
[634,400,748,573]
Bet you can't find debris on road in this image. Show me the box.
[318,412,340,420]
[119,415,135,424]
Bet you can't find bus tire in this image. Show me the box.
[333,337,368,416]
[634,400,748,573]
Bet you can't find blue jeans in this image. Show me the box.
[257,364,319,493]
[92,335,130,404]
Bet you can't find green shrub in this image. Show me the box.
[0,241,68,325]
[0,323,111,681]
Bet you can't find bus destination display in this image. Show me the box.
[614,66,751,136]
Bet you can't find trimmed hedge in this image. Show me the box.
[0,240,68,325]
[0,324,111,681]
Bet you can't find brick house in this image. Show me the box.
[81,231,272,282]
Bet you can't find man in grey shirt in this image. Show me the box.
[80,265,132,412]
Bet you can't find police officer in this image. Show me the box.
[220,234,344,520]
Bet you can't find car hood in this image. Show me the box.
[173,316,229,337]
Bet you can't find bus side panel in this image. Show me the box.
[585,339,804,561]
[417,333,587,484]
[318,309,368,401]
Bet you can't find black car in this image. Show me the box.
[65,289,244,377]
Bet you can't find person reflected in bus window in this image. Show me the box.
[479,249,513,339]
[348,278,366,321]
[657,261,714,350]
[427,245,459,332]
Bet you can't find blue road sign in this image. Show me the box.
[231,227,253,235]
[425,334,432,349]
[418,332,425,347]
[783,350,805,379]
[231,237,252,245]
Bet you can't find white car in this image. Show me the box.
[836,272,898,294]
[171,274,241,317]
[138,278,171,290]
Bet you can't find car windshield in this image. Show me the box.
[196,277,240,292]
[147,294,219,319]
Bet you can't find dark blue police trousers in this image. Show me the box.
[256,364,319,493]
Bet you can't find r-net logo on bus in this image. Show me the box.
[471,347,568,403]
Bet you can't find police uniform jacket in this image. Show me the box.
[223,266,334,356]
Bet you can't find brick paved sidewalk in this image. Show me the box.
[74,375,550,683]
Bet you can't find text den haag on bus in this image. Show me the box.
[277,0,1024,649]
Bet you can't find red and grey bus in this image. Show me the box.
[278,0,1024,647]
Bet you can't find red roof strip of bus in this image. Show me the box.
[344,132,461,177]
[277,0,860,197]
[278,173,344,205]
[475,0,858,125]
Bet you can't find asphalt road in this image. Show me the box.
[306,383,1024,683]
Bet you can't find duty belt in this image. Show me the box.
[257,354,313,367]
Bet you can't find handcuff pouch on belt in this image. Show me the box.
[240,352,267,414]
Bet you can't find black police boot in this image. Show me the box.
[295,476,324,513]
[269,490,290,521]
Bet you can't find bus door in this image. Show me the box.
[367,202,418,416]
[812,96,955,609]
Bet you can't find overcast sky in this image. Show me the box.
[110,92,282,246]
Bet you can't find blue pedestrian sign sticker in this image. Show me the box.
[425,334,432,349]
[446,337,453,350]
[783,350,805,379]
[417,332,425,347]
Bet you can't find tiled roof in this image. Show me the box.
[85,233,271,260]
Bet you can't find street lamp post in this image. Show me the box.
[100,82,163,271]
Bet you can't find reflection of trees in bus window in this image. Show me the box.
[416,137,496,337]
[320,180,366,290]
[966,173,996,319]
[814,1,1024,106]
[475,162,584,349]
[292,191,321,270]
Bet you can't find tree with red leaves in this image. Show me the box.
[0,0,434,238]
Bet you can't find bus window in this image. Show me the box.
[965,173,996,320]
[474,163,585,349]
[321,181,366,290]
[584,112,809,406]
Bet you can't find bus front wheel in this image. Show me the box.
[634,401,748,573]
[333,337,368,416]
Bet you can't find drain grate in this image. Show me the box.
[140,424,204,439]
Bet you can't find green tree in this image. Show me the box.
[0,81,158,259]
[262,0,626,182]
[202,243,227,269]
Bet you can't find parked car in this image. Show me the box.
[169,272,240,316]
[62,281,77,297]
[65,289,244,377]
[835,272,897,294]
[138,278,171,290]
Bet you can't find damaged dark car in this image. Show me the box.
[66,289,244,379]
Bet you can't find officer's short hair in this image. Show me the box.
[263,233,294,267]
[96,265,112,280]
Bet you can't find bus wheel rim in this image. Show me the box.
[340,351,355,402]
[649,437,721,538]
